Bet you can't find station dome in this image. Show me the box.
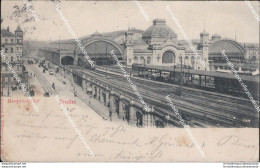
[142,19,177,44]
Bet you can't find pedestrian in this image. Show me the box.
[107,103,112,121]
[109,108,112,121]
[52,82,55,89]
[74,89,77,97]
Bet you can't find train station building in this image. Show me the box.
[36,19,259,128]
[38,18,257,72]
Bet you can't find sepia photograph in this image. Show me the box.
[1,0,259,165]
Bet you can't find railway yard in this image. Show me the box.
[55,64,260,128]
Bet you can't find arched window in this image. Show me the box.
[140,57,145,65]
[191,56,195,68]
[179,56,183,63]
[162,51,175,63]
[184,56,189,65]
[134,56,138,64]
[147,57,151,64]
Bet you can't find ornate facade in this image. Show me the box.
[123,19,249,72]
[39,19,257,72]
[124,19,205,70]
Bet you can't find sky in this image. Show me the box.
[1,1,259,43]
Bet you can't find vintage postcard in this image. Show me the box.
[1,0,259,162]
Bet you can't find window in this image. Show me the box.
[179,56,183,63]
[5,48,8,53]
[184,56,189,65]
[134,57,138,64]
[11,56,14,62]
[11,39,14,44]
[162,51,175,63]
[5,39,8,44]
[16,47,19,50]
[17,65,19,71]
[140,57,145,65]
[147,57,151,64]
[11,48,14,53]
[191,56,195,68]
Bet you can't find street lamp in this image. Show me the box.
[178,55,183,96]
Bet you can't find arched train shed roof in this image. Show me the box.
[75,38,124,57]
[209,39,245,57]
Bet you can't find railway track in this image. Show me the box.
[130,77,255,111]
[62,67,258,127]
[30,65,58,96]
[84,70,237,127]
[95,68,257,111]
[100,66,259,106]
[69,66,258,127]
[96,66,258,114]
[133,79,255,115]
[103,74,255,127]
